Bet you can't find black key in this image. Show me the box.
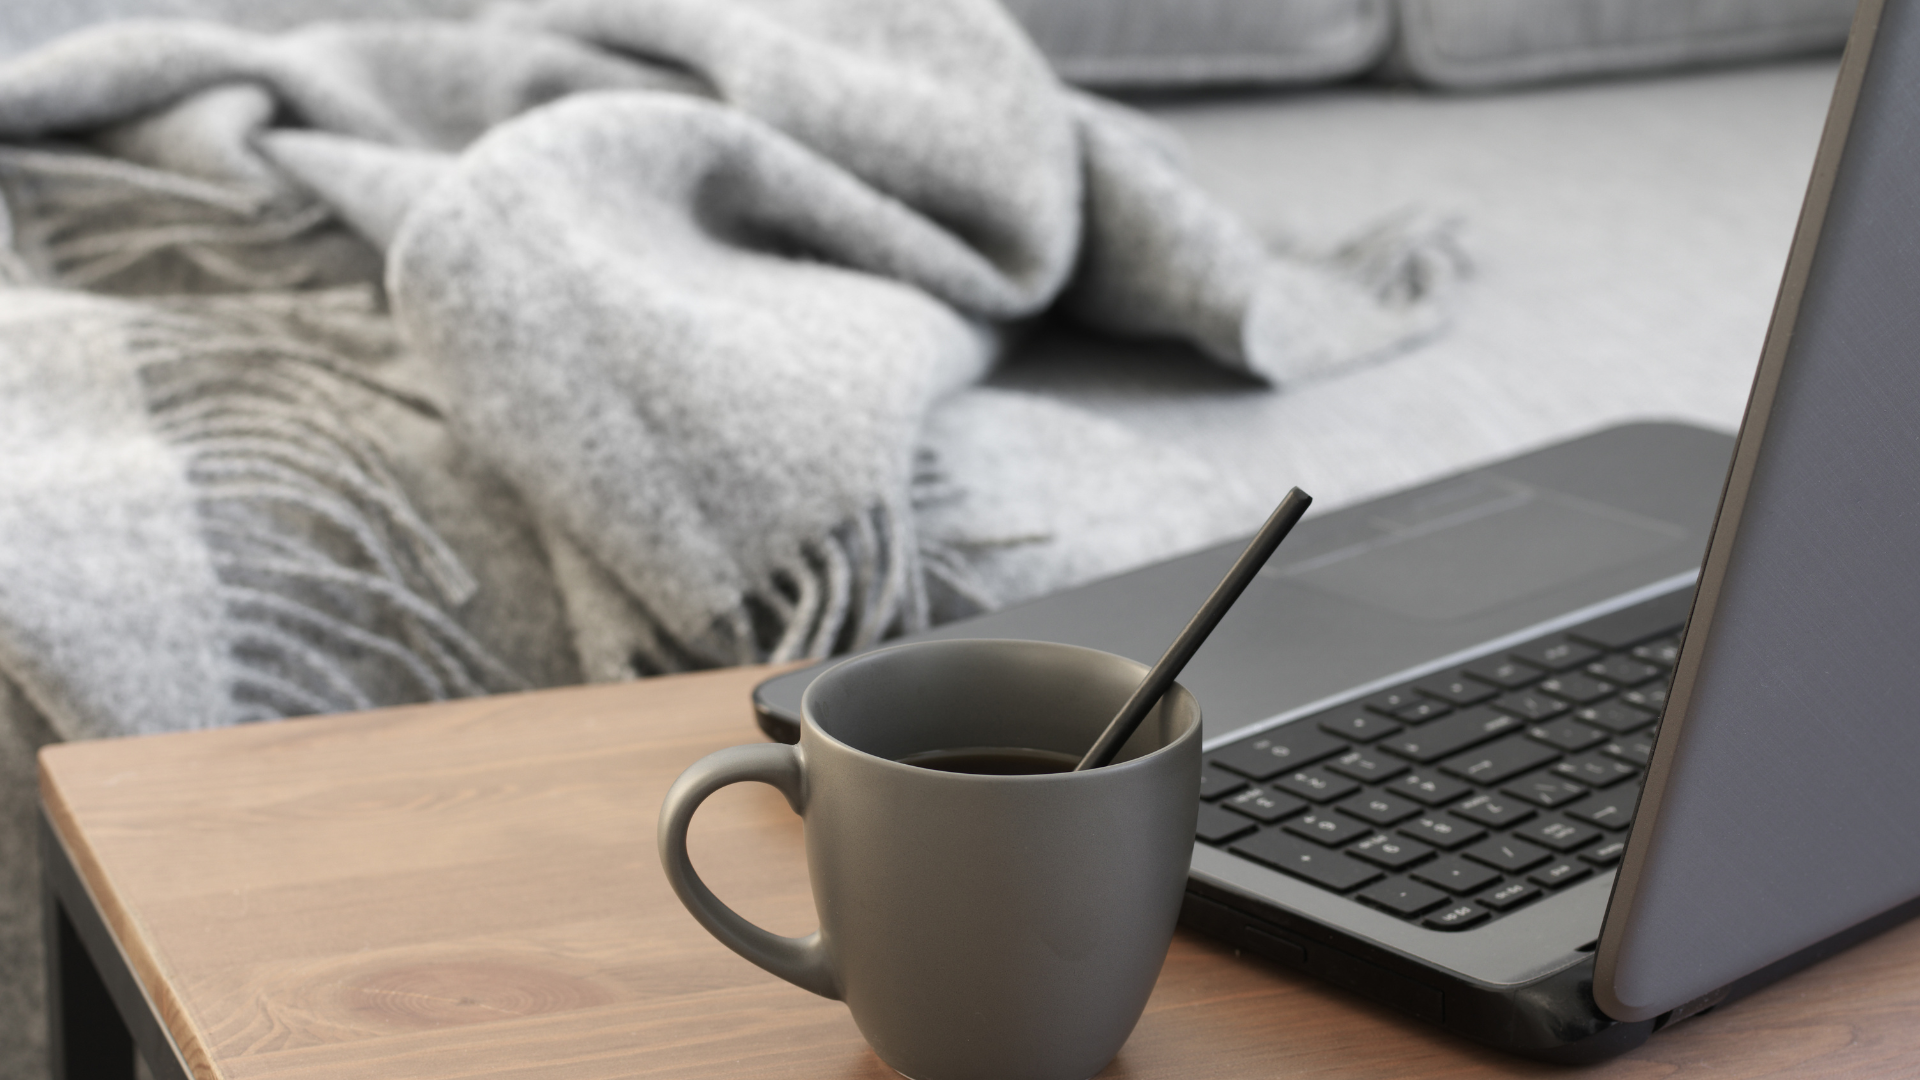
[1632,636,1681,667]
[1325,749,1408,785]
[1514,816,1603,852]
[1200,766,1248,801]
[1272,766,1361,803]
[1451,792,1536,829]
[1439,735,1560,785]
[1502,770,1589,808]
[1528,716,1608,752]
[1388,771,1472,806]
[1424,901,1491,930]
[1197,802,1256,843]
[1621,684,1669,713]
[1349,832,1435,869]
[1572,701,1656,734]
[1398,813,1486,850]
[1478,879,1542,911]
[1391,698,1452,723]
[1509,636,1601,672]
[1602,736,1655,768]
[1358,877,1450,917]
[1585,656,1662,686]
[1222,786,1310,824]
[1463,835,1554,874]
[1338,789,1425,827]
[1285,810,1372,847]
[1462,656,1543,689]
[1491,690,1569,722]
[1379,707,1523,763]
[1582,839,1628,866]
[1565,791,1636,830]
[1411,855,1501,896]
[1529,860,1594,889]
[1552,752,1640,787]
[1537,673,1615,705]
[1213,727,1350,779]
[1318,710,1402,743]
[1413,671,1500,707]
[1363,688,1424,714]
[1231,831,1383,893]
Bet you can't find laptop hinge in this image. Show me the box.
[1652,985,1730,1031]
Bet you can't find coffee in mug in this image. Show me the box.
[895,746,1080,774]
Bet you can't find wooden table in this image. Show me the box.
[38,665,1920,1080]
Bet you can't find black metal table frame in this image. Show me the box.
[40,810,192,1080]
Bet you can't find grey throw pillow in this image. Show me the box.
[999,0,1392,88]
[1392,0,1858,89]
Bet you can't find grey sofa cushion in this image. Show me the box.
[1001,0,1853,90]
[1394,0,1859,89]
[999,0,1392,88]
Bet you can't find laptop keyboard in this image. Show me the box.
[1196,588,1690,932]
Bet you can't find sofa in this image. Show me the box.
[0,1,1850,1077]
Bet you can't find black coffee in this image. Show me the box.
[896,746,1079,775]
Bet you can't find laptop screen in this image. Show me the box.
[1595,0,1920,1022]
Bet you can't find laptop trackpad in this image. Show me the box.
[1273,476,1686,622]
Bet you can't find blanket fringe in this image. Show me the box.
[0,146,333,293]
[751,502,925,665]
[619,500,932,678]
[130,302,523,721]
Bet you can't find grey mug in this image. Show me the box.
[657,638,1201,1080]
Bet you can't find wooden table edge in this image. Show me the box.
[39,788,201,1080]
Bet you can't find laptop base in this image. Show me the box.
[1186,872,1920,1062]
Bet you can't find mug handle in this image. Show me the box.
[657,743,840,999]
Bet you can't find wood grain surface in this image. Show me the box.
[38,665,1920,1080]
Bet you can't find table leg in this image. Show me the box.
[45,884,134,1080]
[39,813,189,1080]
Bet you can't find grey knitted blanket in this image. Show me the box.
[0,0,1461,1071]
[0,0,1463,738]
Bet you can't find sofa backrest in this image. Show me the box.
[1002,0,1858,90]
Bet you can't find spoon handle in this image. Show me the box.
[1075,488,1312,771]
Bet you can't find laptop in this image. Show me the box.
[753,0,1920,1060]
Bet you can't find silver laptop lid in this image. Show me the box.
[1595,0,1920,1022]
